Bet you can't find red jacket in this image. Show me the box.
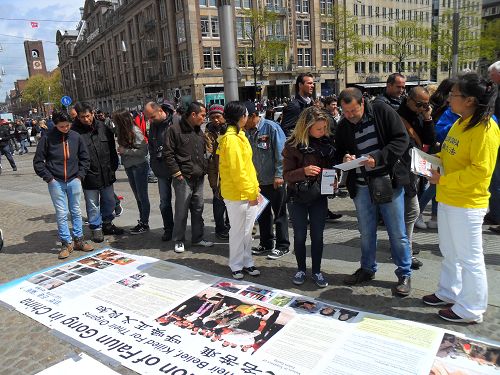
[134,113,148,143]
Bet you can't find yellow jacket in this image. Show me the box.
[437,116,500,208]
[217,125,259,201]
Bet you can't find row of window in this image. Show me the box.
[355,61,429,74]
[354,5,431,22]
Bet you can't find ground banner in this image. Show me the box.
[0,248,498,375]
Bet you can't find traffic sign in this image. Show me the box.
[61,96,72,106]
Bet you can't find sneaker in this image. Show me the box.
[73,237,94,252]
[232,270,244,280]
[12,167,17,172]
[267,248,290,260]
[394,276,411,296]
[411,256,423,270]
[148,176,158,183]
[58,241,74,259]
[215,231,229,240]
[312,272,328,288]
[130,221,150,235]
[174,242,185,253]
[422,293,452,306]
[483,213,499,226]
[427,219,438,229]
[415,215,427,229]
[114,202,124,217]
[102,222,125,235]
[489,225,500,234]
[438,308,482,324]
[344,268,375,286]
[243,266,261,276]
[162,230,172,241]
[91,228,104,243]
[326,211,343,222]
[252,245,272,255]
[252,225,257,236]
[292,271,306,285]
[192,240,214,247]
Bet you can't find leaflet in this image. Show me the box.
[410,147,444,177]
[321,169,337,195]
[333,156,369,171]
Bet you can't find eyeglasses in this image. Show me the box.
[410,97,430,109]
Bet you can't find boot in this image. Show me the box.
[58,241,74,259]
[91,228,104,243]
[74,237,94,252]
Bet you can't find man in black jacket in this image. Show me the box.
[397,86,436,270]
[164,102,212,253]
[280,73,314,137]
[0,119,17,174]
[335,88,412,296]
[144,101,174,241]
[71,102,123,242]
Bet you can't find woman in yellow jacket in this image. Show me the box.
[217,101,261,279]
[425,73,499,323]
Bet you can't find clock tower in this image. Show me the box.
[24,40,48,77]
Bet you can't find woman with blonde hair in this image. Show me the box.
[283,106,336,288]
[424,73,499,323]
[218,101,261,280]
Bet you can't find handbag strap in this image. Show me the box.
[400,115,423,149]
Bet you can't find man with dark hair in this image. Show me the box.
[164,102,213,253]
[374,73,406,110]
[280,72,314,137]
[0,119,17,174]
[397,86,435,270]
[335,87,412,296]
[144,101,174,241]
[244,101,289,259]
[72,101,124,242]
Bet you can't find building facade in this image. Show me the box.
[57,0,482,111]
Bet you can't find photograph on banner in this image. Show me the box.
[430,332,500,375]
[155,286,293,354]
[290,297,324,314]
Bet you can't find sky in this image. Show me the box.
[0,0,85,101]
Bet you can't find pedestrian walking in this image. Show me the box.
[0,119,17,174]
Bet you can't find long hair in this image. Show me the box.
[220,101,247,135]
[113,109,136,148]
[455,73,497,131]
[288,106,331,147]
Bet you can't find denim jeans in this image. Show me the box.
[404,194,420,254]
[158,176,174,234]
[290,196,327,274]
[488,153,500,223]
[83,185,116,229]
[172,176,205,243]
[353,185,412,277]
[19,139,28,154]
[213,193,229,234]
[48,178,83,243]
[419,182,437,216]
[0,144,16,169]
[258,184,289,251]
[125,161,150,224]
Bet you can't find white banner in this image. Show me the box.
[0,248,498,375]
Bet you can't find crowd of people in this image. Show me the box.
[1,61,499,326]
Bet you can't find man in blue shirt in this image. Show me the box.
[244,101,290,259]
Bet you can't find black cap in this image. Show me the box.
[243,101,258,115]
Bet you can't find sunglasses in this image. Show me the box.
[410,97,430,109]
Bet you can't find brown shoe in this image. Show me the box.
[74,237,94,252]
[58,241,74,259]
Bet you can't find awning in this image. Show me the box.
[353,80,437,89]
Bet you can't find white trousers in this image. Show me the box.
[225,200,258,272]
[435,203,488,321]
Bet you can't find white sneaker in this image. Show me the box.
[415,215,427,229]
[174,242,185,253]
[192,240,213,247]
[427,219,438,229]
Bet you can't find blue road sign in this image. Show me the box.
[61,96,72,106]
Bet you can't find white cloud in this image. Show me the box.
[0,0,85,99]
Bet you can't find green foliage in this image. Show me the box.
[382,20,431,72]
[480,18,500,61]
[22,69,64,114]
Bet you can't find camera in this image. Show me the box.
[155,145,164,159]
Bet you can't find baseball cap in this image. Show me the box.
[243,101,258,115]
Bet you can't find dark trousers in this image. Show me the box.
[213,193,229,234]
[258,184,290,250]
[158,176,174,235]
[125,161,150,224]
[290,196,327,274]
[0,144,16,169]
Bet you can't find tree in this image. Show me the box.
[22,69,64,116]
[382,20,431,74]
[479,18,500,62]
[321,6,369,94]
[239,7,288,99]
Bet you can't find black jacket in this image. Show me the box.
[33,128,89,183]
[164,117,207,179]
[0,125,12,147]
[373,91,403,111]
[148,116,172,179]
[15,124,29,141]
[334,101,410,198]
[71,119,118,189]
[280,95,313,137]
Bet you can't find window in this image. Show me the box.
[321,48,335,66]
[213,48,221,68]
[355,61,366,73]
[354,4,358,15]
[375,6,379,17]
[236,17,252,39]
[296,21,302,40]
[176,18,186,43]
[238,48,246,67]
[297,48,311,67]
[320,0,333,14]
[199,0,216,6]
[164,54,173,76]
[297,49,303,67]
[235,0,252,8]
[303,21,310,40]
[368,24,372,35]
[201,16,219,38]
[361,5,365,16]
[162,26,170,49]
[211,16,219,38]
[321,23,334,41]
[159,0,167,20]
[201,17,210,37]
[361,24,365,35]
[203,48,212,68]
[179,49,190,72]
[368,6,372,17]
[304,48,311,66]
[175,0,183,12]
